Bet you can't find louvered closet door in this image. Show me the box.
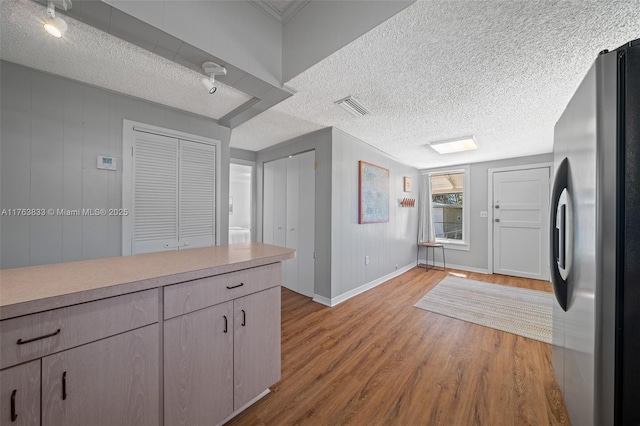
[133,132,179,254]
[179,140,216,249]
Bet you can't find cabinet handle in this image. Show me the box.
[10,389,17,422]
[62,372,67,401]
[241,310,246,327]
[226,283,244,290]
[16,328,61,345]
[223,315,228,333]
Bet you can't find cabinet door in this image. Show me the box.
[41,324,160,426]
[0,360,40,426]
[234,287,281,409]
[164,301,233,425]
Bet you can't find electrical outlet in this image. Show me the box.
[365,255,370,265]
[480,211,488,218]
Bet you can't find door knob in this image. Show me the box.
[495,218,500,223]
[495,205,500,209]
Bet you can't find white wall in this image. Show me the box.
[106,0,283,85]
[0,61,231,268]
[420,153,553,272]
[330,128,419,298]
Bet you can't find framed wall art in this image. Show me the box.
[403,176,412,192]
[359,161,389,224]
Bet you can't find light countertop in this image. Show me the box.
[0,243,295,320]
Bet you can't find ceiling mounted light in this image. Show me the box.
[428,136,479,154]
[43,0,72,38]
[201,61,227,95]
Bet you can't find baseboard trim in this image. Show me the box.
[313,262,417,307]
[417,259,489,275]
[216,389,270,426]
[311,294,332,307]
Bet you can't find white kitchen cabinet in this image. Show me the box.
[0,360,40,426]
[164,301,234,426]
[41,324,160,426]
[233,286,281,409]
[163,267,282,420]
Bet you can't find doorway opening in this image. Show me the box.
[229,163,253,243]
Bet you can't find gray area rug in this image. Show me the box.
[414,276,553,343]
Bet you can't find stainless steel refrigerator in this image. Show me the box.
[550,38,639,426]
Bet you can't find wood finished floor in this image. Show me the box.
[225,268,570,426]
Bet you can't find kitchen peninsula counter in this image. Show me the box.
[0,243,294,425]
[0,242,295,320]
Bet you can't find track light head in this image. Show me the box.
[201,61,227,95]
[43,1,71,38]
[201,77,217,94]
[44,16,67,38]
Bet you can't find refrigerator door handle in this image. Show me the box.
[550,157,570,311]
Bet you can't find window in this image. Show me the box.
[431,172,464,240]
[419,165,470,250]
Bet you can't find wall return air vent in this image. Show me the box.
[334,95,371,117]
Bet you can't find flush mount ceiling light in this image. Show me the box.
[201,61,227,94]
[428,136,479,154]
[43,0,72,38]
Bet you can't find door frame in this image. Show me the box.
[486,162,553,275]
[122,120,222,255]
[230,158,257,243]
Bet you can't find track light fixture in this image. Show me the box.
[43,0,72,38]
[201,76,217,94]
[201,61,227,95]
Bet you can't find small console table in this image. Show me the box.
[417,242,446,271]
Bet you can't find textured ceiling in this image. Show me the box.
[0,0,252,120]
[231,0,640,169]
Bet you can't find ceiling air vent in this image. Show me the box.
[334,95,371,117]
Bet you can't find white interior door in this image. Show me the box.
[263,159,287,248]
[262,152,315,297]
[285,155,300,292]
[297,151,315,297]
[179,140,215,249]
[133,132,179,254]
[493,167,550,280]
[262,161,276,246]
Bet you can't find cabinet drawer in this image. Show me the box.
[1,289,158,369]
[164,263,281,320]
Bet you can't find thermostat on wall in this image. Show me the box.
[97,155,117,171]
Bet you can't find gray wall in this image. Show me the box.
[256,128,333,298]
[256,127,419,300]
[107,0,283,86]
[230,147,257,163]
[0,61,231,268]
[282,0,415,81]
[330,128,419,298]
[421,153,553,272]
